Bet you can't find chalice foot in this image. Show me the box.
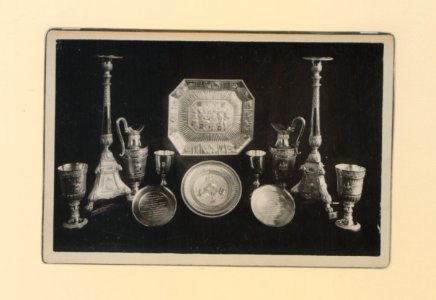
[63,218,88,230]
[335,219,361,232]
[63,200,88,229]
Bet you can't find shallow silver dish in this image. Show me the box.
[250,184,296,227]
[132,185,177,227]
[168,79,255,155]
[181,160,242,218]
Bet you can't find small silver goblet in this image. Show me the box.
[335,164,366,232]
[246,150,266,189]
[154,150,175,186]
[57,163,88,229]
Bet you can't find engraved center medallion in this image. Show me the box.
[193,173,228,206]
[181,160,242,218]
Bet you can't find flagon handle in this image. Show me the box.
[290,116,306,149]
[115,117,128,157]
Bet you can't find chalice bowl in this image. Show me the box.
[246,150,266,189]
[154,150,175,186]
[57,163,88,229]
[335,164,366,232]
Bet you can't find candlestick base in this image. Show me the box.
[86,149,131,211]
[291,160,337,219]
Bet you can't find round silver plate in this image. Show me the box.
[250,184,296,227]
[181,160,242,218]
[132,185,177,227]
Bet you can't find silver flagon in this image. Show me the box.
[116,117,148,201]
[270,116,305,190]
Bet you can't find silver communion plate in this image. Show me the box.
[181,160,242,218]
[250,185,296,227]
[168,79,255,155]
[132,185,177,227]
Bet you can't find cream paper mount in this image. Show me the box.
[168,79,255,156]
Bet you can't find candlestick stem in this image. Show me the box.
[291,57,337,219]
[87,55,131,211]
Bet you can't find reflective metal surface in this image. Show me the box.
[132,185,177,227]
[57,163,88,229]
[246,150,266,189]
[116,117,148,200]
[291,57,337,220]
[87,55,131,211]
[181,160,242,218]
[154,150,175,186]
[335,164,366,232]
[168,79,255,155]
[270,116,305,190]
[250,184,296,227]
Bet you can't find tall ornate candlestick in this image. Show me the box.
[291,57,337,219]
[86,55,131,211]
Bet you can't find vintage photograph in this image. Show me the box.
[43,30,393,267]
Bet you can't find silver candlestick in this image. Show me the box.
[291,57,337,219]
[86,55,131,211]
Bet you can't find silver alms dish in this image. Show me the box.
[181,160,242,218]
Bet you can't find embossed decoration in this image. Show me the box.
[57,163,89,229]
[116,117,149,201]
[168,79,255,155]
[335,164,366,232]
[181,160,242,218]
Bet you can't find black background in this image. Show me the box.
[53,39,383,256]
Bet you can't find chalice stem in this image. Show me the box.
[69,200,81,223]
[131,182,140,195]
[160,174,167,186]
[344,202,355,225]
[254,174,260,188]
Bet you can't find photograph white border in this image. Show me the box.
[43,29,393,267]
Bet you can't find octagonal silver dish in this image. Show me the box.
[181,160,242,218]
[168,79,255,156]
